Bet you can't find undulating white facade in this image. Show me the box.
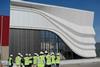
[11,0,96,57]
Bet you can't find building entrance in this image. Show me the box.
[9,28,82,60]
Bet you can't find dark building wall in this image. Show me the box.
[9,29,41,57]
[95,43,100,57]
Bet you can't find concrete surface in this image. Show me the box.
[1,58,100,67]
[60,58,100,67]
[60,62,100,67]
[1,63,100,67]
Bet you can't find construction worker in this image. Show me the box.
[38,51,45,67]
[51,52,56,67]
[15,53,22,67]
[29,54,33,67]
[55,53,60,67]
[33,53,38,67]
[45,51,51,67]
[20,55,24,67]
[24,54,30,67]
[8,54,14,67]
[44,51,48,67]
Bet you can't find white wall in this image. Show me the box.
[11,0,94,26]
[34,4,94,26]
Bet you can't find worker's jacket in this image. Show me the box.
[15,56,21,65]
[55,55,60,64]
[51,55,56,64]
[38,55,45,66]
[24,57,30,65]
[33,56,38,65]
[8,57,13,65]
[46,54,51,65]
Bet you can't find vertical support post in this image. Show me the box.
[0,16,10,62]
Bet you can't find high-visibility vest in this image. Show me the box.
[38,55,45,67]
[56,56,60,64]
[24,57,30,65]
[8,57,13,65]
[29,56,33,64]
[46,54,51,65]
[51,55,56,64]
[15,56,21,65]
[33,56,38,64]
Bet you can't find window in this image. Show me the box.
[9,28,82,59]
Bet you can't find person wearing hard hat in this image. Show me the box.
[44,51,48,67]
[51,52,56,67]
[20,55,24,67]
[55,53,60,67]
[29,54,33,67]
[8,54,14,67]
[33,53,38,67]
[24,53,30,67]
[37,51,45,67]
[15,53,22,67]
[45,51,51,67]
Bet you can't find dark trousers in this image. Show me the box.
[25,65,29,67]
[29,63,32,67]
[25,65,30,67]
[45,65,51,67]
[9,64,13,67]
[56,64,59,67]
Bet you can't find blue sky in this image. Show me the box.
[0,0,10,16]
[0,0,100,42]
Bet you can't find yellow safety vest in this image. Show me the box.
[51,55,56,64]
[56,56,60,64]
[8,57,13,65]
[15,56,21,65]
[33,56,38,64]
[38,55,45,67]
[46,54,51,65]
[29,56,33,64]
[24,57,30,65]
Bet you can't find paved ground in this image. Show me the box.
[0,63,100,67]
[60,62,100,67]
[1,58,100,67]
[60,58,100,67]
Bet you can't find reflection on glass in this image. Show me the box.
[9,28,82,60]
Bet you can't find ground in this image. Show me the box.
[60,62,100,67]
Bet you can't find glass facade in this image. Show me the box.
[9,28,82,60]
[96,43,100,57]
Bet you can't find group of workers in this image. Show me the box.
[8,51,60,67]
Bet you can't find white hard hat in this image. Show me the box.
[10,54,13,56]
[29,54,31,56]
[25,53,28,56]
[51,52,54,55]
[21,55,23,57]
[34,53,38,56]
[34,53,37,55]
[45,51,48,53]
[18,53,21,55]
[40,51,44,54]
[57,53,60,55]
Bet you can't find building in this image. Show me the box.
[1,0,96,61]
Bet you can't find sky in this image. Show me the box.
[0,0,100,42]
[0,0,10,16]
